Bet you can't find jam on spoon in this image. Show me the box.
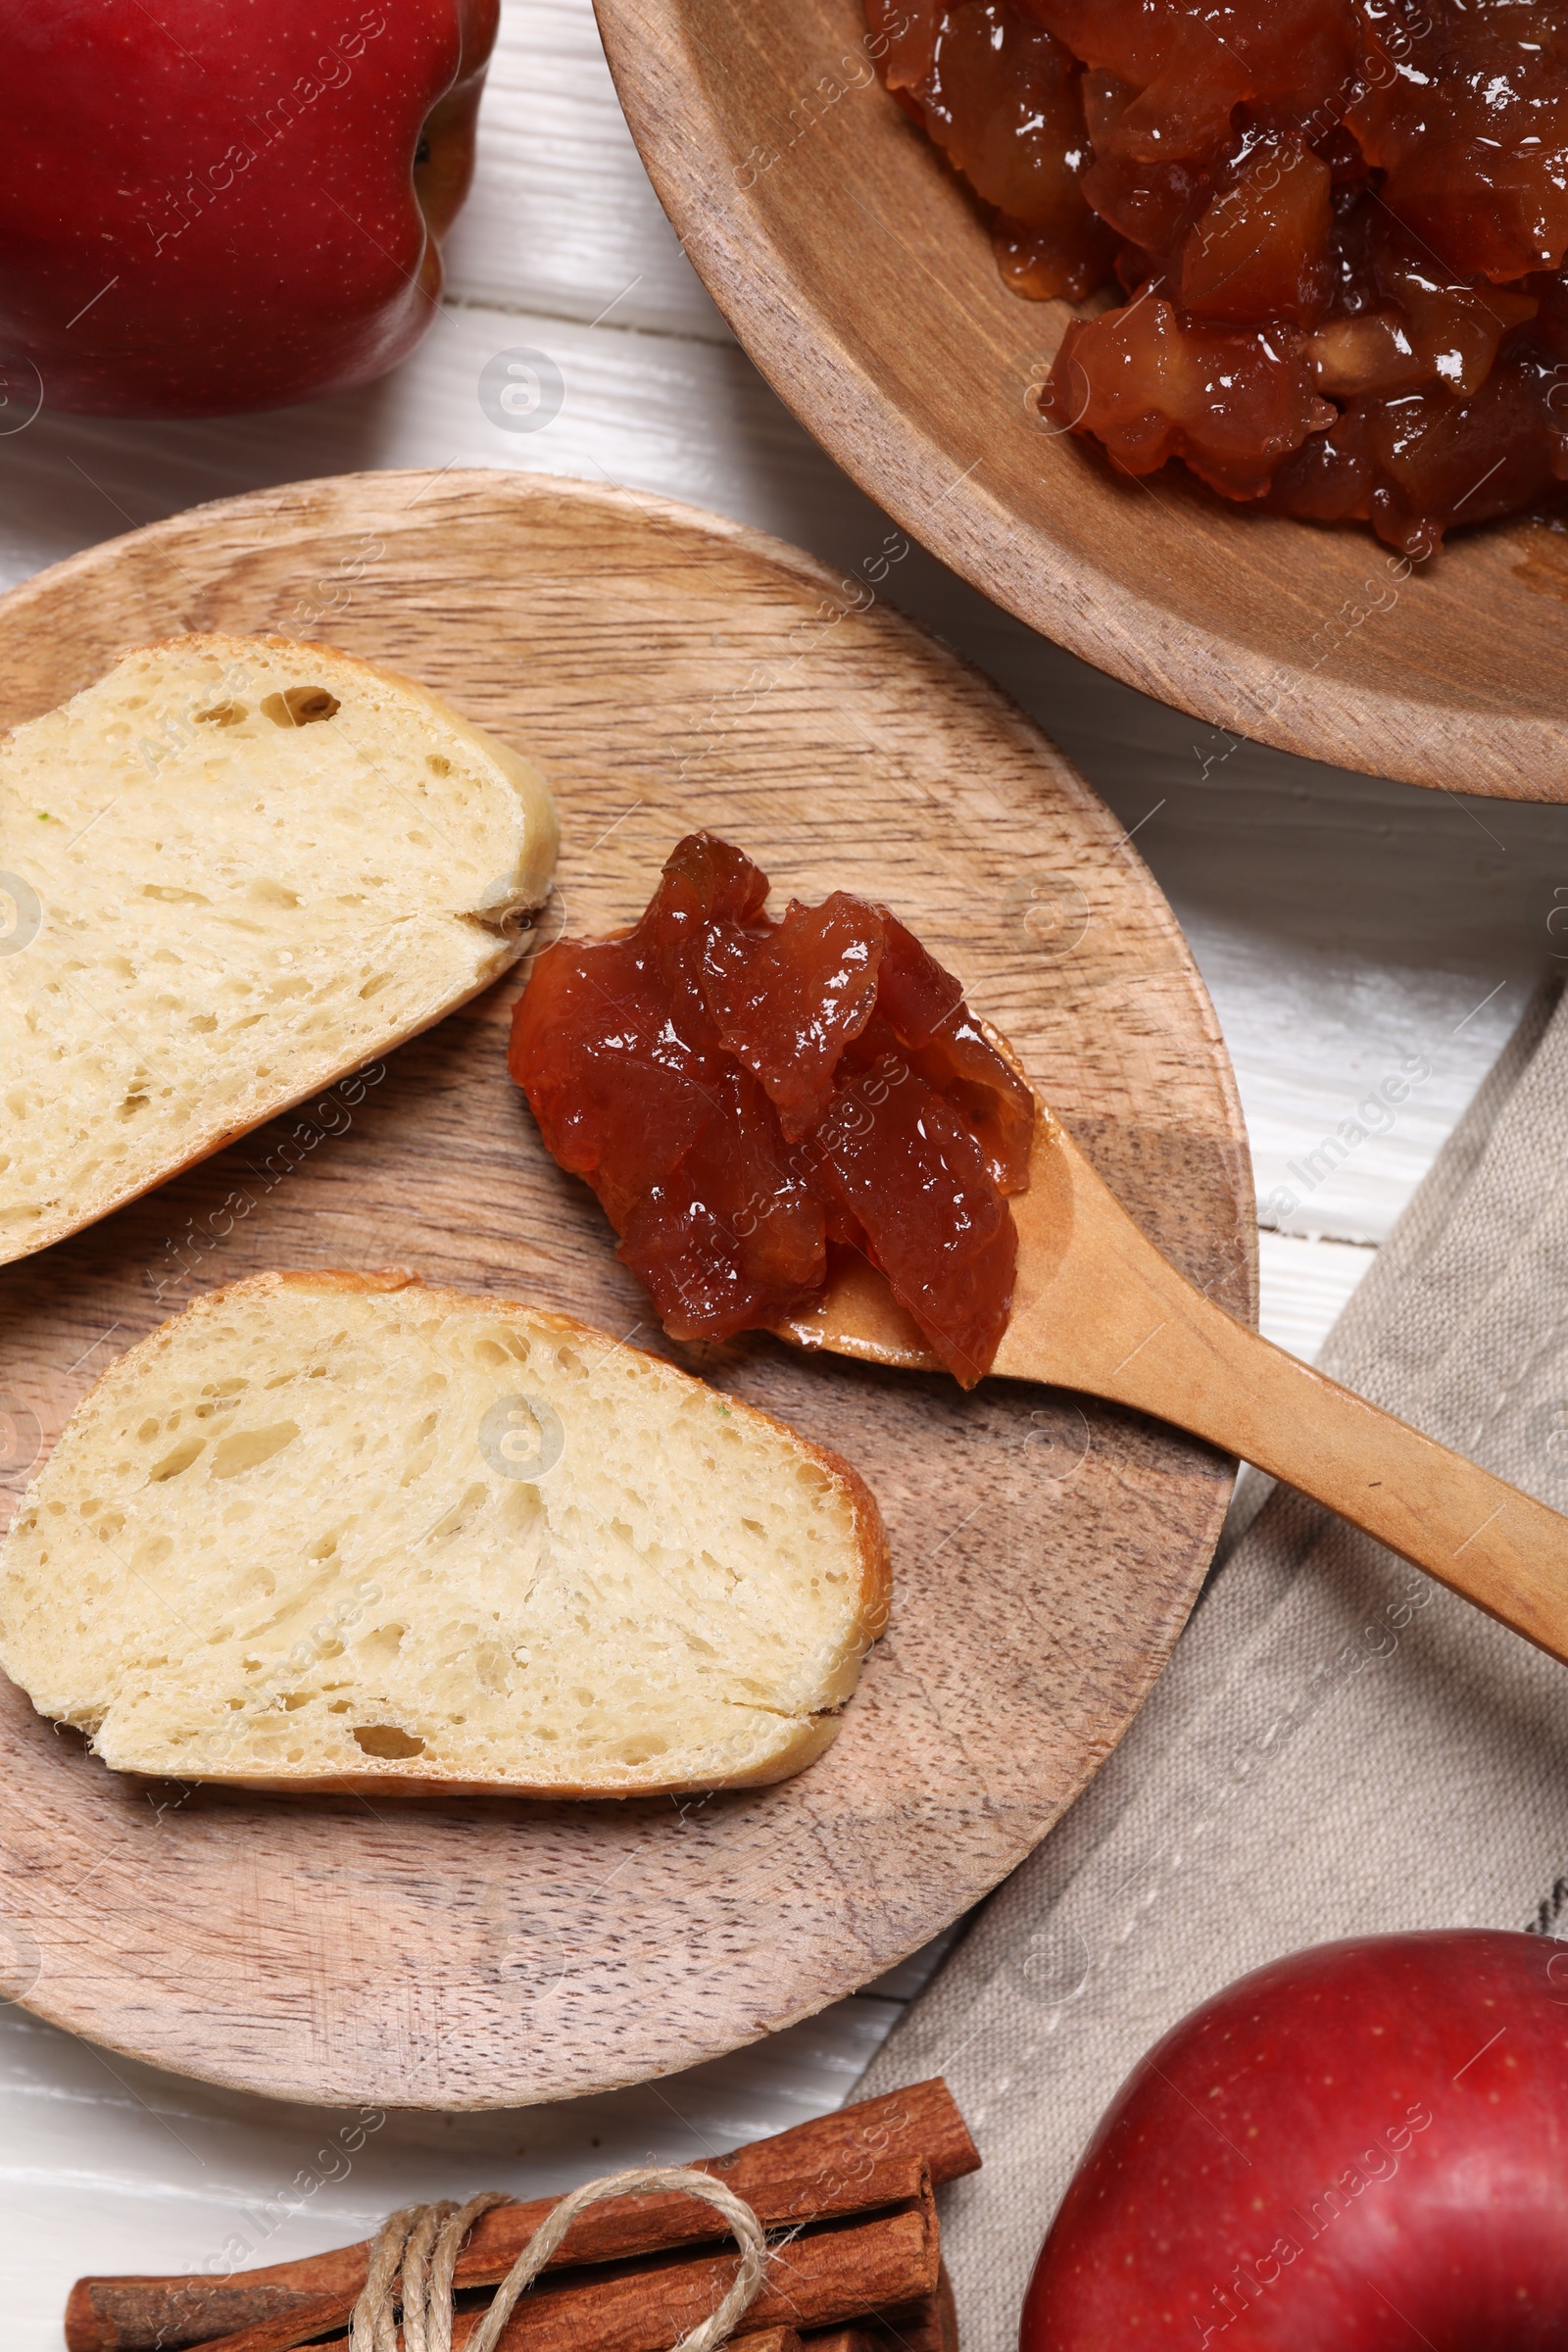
[509,833,1035,1386]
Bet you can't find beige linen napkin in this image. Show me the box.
[858,977,1568,2349]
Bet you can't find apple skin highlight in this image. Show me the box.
[1021,1929,1568,2349]
[0,0,497,418]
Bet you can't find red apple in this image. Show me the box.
[0,0,497,418]
[1021,1930,1568,2349]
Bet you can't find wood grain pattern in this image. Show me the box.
[796,1116,1568,1660]
[0,468,1253,2108]
[594,0,1568,803]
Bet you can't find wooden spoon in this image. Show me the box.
[778,1102,1568,1665]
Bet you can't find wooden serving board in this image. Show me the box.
[597,0,1568,803]
[0,470,1254,2108]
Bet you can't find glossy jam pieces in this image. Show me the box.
[869,0,1568,552]
[510,833,1035,1384]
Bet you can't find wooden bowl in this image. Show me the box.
[597,0,1568,803]
[0,470,1253,2106]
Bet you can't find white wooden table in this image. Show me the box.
[5,3,1564,2338]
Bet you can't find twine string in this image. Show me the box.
[397,2204,452,2352]
[351,2205,419,2352]
[349,2167,768,2352]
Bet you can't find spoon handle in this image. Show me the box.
[1021,1130,1568,1664]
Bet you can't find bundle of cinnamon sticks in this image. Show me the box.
[65,2078,976,2352]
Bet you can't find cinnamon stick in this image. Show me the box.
[801,2256,957,2351]
[406,2183,940,2352]
[168,2159,929,2352]
[66,2080,976,2352]
[849,2260,959,2352]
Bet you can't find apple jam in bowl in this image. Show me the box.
[870,0,1568,556]
[509,833,1035,1387]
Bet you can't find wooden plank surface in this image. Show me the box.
[1,0,1560,2339]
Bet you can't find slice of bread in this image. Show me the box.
[0,634,558,1266]
[0,1271,891,1795]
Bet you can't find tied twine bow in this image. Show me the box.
[349,2167,768,2352]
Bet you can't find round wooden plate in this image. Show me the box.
[596,0,1568,803]
[0,470,1254,2108]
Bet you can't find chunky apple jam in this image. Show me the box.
[510,833,1035,1385]
[868,0,1568,553]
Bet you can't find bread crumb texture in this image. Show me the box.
[0,1275,890,1794]
[0,634,557,1264]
